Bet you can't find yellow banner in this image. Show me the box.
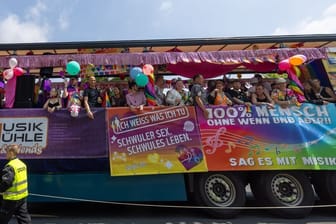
[106,106,208,176]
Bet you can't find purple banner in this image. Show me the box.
[0,108,107,159]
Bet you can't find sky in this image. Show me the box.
[1,0,336,43]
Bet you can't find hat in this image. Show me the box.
[275,78,287,84]
[250,78,258,84]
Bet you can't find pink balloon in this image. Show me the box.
[278,59,291,71]
[3,69,14,80]
[13,67,25,76]
[142,64,154,75]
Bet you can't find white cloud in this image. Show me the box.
[152,1,173,28]
[159,1,173,14]
[273,3,336,35]
[0,14,48,43]
[58,13,69,30]
[26,0,47,21]
[0,0,49,43]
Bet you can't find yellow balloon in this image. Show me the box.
[293,66,301,77]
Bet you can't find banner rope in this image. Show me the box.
[30,193,336,210]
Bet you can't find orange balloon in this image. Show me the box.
[289,55,306,66]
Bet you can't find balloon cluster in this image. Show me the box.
[130,66,149,87]
[130,64,157,106]
[2,58,25,80]
[278,54,307,104]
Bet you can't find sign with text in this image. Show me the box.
[107,106,207,176]
[197,104,336,170]
[0,109,107,158]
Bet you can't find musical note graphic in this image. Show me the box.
[236,136,254,146]
[205,127,227,154]
[247,144,261,156]
[201,126,336,157]
[225,141,236,154]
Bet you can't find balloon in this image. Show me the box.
[3,69,14,80]
[142,64,154,75]
[130,67,142,80]
[135,73,149,87]
[13,67,25,76]
[59,70,65,78]
[289,54,307,66]
[66,61,81,75]
[9,58,18,68]
[43,79,52,92]
[278,59,291,71]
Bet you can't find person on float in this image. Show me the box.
[251,83,274,108]
[190,74,209,118]
[166,79,190,106]
[43,87,62,113]
[271,78,298,108]
[83,76,102,119]
[207,80,233,106]
[226,79,251,106]
[310,78,336,103]
[110,85,127,107]
[154,75,166,106]
[302,80,329,105]
[62,76,82,108]
[126,80,147,111]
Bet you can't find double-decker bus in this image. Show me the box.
[0,34,336,218]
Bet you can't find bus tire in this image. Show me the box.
[193,172,246,218]
[252,171,315,218]
[312,171,336,204]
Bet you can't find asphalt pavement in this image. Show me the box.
[7,201,336,224]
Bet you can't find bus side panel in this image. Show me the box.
[28,173,187,202]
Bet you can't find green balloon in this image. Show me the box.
[135,73,149,87]
[66,61,81,75]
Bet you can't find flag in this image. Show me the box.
[103,91,111,107]
[287,66,306,103]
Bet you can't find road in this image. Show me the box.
[8,201,336,224]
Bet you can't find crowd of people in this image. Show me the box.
[1,73,336,119]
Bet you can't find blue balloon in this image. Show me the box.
[135,73,149,87]
[130,67,142,80]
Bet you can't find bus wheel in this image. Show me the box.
[253,171,315,218]
[312,171,336,204]
[193,172,246,218]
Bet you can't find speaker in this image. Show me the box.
[14,75,35,108]
[40,67,54,77]
[39,52,54,77]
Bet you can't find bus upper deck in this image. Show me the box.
[1,34,336,219]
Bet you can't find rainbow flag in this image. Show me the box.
[103,91,112,107]
[144,73,157,106]
[287,66,306,103]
